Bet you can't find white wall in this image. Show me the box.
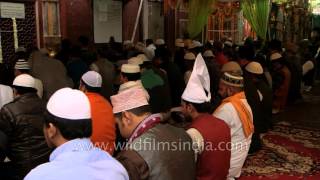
[93,0,122,43]
[142,1,164,41]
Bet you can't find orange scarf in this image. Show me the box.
[216,92,254,138]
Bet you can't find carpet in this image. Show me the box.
[239,122,320,180]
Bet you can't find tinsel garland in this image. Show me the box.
[12,18,19,51]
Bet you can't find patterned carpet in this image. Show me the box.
[240,122,320,180]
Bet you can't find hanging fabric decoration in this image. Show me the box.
[12,17,19,51]
[187,0,215,38]
[241,0,271,40]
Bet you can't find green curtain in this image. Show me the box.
[187,0,215,38]
[242,0,271,40]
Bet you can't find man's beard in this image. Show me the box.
[183,113,193,123]
[219,91,228,100]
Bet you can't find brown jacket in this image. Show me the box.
[30,51,73,101]
[118,123,196,180]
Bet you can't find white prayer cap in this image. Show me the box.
[13,74,35,88]
[209,40,214,45]
[15,59,30,70]
[135,42,145,52]
[221,72,244,87]
[245,62,264,75]
[182,54,211,103]
[221,61,242,75]
[224,40,233,47]
[137,54,150,62]
[81,71,102,88]
[302,60,315,76]
[128,57,143,65]
[184,52,196,61]
[111,87,149,114]
[188,40,202,49]
[194,41,202,47]
[270,52,282,61]
[175,39,184,47]
[47,88,91,120]
[15,47,26,53]
[203,50,214,58]
[121,64,141,73]
[123,40,133,45]
[155,39,165,45]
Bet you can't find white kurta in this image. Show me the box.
[34,78,43,99]
[0,84,13,109]
[213,99,253,179]
[186,128,204,161]
[146,44,156,58]
[25,138,129,180]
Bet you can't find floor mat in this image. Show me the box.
[240,122,320,180]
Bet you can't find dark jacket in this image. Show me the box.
[141,69,171,113]
[284,53,302,104]
[122,123,196,180]
[161,62,185,107]
[0,93,51,179]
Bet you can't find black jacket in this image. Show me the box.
[0,93,51,179]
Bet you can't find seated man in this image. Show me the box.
[118,64,145,93]
[269,52,291,114]
[182,54,231,180]
[245,62,273,153]
[112,88,195,180]
[14,59,43,98]
[80,71,116,154]
[0,74,51,179]
[25,88,128,180]
[0,84,13,109]
[213,72,254,180]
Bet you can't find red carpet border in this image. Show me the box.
[240,122,320,180]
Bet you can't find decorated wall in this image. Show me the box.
[0,0,36,65]
[270,0,312,43]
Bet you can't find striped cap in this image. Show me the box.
[15,59,30,70]
[221,72,244,87]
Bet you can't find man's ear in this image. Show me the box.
[46,123,58,139]
[79,81,86,92]
[186,103,195,113]
[122,111,133,125]
[227,87,233,97]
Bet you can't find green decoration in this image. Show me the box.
[242,0,271,40]
[187,0,215,38]
[273,0,288,4]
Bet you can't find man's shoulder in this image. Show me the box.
[135,123,189,143]
[0,84,12,91]
[216,99,251,114]
[86,93,112,106]
[25,151,127,179]
[215,102,235,112]
[24,162,56,180]
[194,114,230,130]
